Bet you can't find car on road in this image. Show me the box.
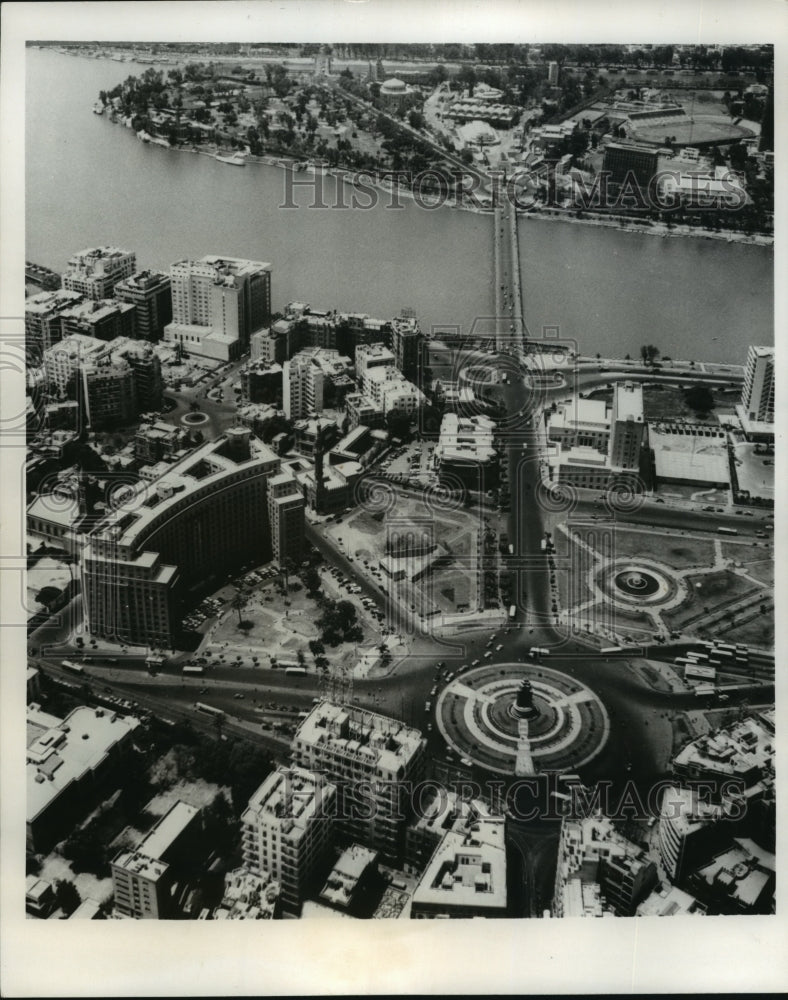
[471,659,480,666]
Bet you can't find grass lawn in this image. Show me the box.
[608,528,715,570]
[642,385,735,423]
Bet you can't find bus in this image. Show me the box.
[195,702,225,718]
[285,666,308,676]
[684,664,716,682]
[694,684,715,696]
[715,643,737,654]
[717,527,738,535]
[600,647,624,654]
[182,665,204,675]
[529,647,551,659]
[61,659,84,674]
[509,605,517,619]
[687,652,709,663]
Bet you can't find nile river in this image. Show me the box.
[26,47,773,364]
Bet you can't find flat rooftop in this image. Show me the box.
[411,819,507,912]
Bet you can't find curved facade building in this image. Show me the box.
[81,430,302,646]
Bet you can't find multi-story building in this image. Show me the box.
[545,381,645,491]
[658,785,727,884]
[59,297,137,342]
[672,716,775,799]
[356,343,396,393]
[214,868,280,920]
[283,352,325,420]
[391,314,422,384]
[241,766,336,914]
[345,392,384,430]
[365,367,425,417]
[113,269,173,342]
[737,345,774,440]
[134,420,184,464]
[293,415,339,458]
[111,801,203,919]
[25,289,84,360]
[609,381,645,470]
[689,838,775,915]
[603,142,660,190]
[111,340,163,412]
[79,358,138,428]
[245,361,283,405]
[62,246,137,299]
[81,431,289,646]
[404,791,497,874]
[27,704,140,852]
[267,472,305,568]
[410,814,508,919]
[163,255,272,362]
[552,813,657,917]
[433,412,498,492]
[291,702,426,863]
[43,333,108,395]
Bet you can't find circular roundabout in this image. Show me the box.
[436,662,610,775]
[597,560,684,608]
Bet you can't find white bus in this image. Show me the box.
[285,666,308,676]
[684,664,716,682]
[509,605,517,619]
[182,665,204,675]
[61,659,84,674]
[195,702,224,718]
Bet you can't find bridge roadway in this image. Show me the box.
[493,204,527,357]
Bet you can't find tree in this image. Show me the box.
[640,344,660,365]
[684,384,715,415]
[231,590,246,626]
[54,879,81,917]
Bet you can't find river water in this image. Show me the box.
[26,47,773,364]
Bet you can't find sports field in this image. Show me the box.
[629,115,756,147]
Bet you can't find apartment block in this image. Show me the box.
[114,269,173,341]
[291,702,426,863]
[62,246,137,299]
[241,766,336,914]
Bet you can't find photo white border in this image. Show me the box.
[2,1,786,995]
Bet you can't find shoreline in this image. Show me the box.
[100,109,772,248]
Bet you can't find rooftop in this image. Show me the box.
[242,766,335,841]
[293,701,424,776]
[27,704,140,823]
[411,818,507,912]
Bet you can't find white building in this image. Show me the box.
[283,352,325,419]
[737,345,774,439]
[241,766,336,914]
[356,343,396,393]
[43,333,108,394]
[291,702,426,862]
[410,814,508,919]
[163,255,272,362]
[62,246,136,300]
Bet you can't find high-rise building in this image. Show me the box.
[608,381,645,470]
[283,352,325,419]
[241,766,336,914]
[164,255,272,362]
[291,702,426,863]
[603,142,660,191]
[658,786,726,885]
[80,358,137,428]
[267,472,305,568]
[81,433,286,646]
[548,60,560,86]
[111,340,164,412]
[114,270,173,341]
[62,246,137,299]
[391,314,422,383]
[737,345,774,438]
[111,801,203,919]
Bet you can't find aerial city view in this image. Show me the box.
[23,39,775,923]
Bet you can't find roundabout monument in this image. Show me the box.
[436,661,610,776]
